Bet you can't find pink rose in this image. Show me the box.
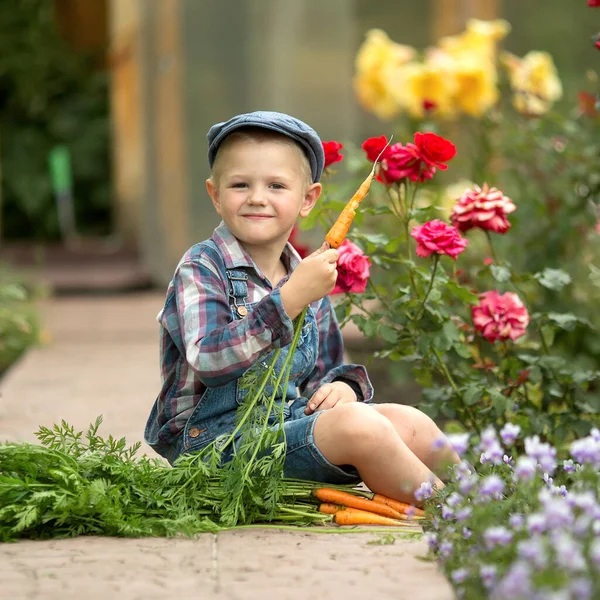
[472,291,530,343]
[332,239,371,294]
[410,219,468,260]
[451,184,516,234]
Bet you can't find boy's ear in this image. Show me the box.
[299,183,322,218]
[206,178,221,215]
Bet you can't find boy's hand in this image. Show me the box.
[304,381,358,415]
[280,242,339,319]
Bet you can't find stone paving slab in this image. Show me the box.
[0,532,450,600]
[0,292,454,600]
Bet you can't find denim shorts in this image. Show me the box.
[165,397,361,485]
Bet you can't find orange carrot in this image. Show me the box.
[318,503,408,527]
[325,139,391,249]
[312,487,404,520]
[371,493,426,518]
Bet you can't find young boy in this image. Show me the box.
[144,110,459,503]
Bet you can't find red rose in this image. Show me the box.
[595,33,600,51]
[362,136,390,162]
[589,0,600,6]
[331,239,371,294]
[472,291,529,343]
[322,141,344,169]
[289,225,311,259]
[451,184,516,234]
[410,219,468,260]
[413,132,456,171]
[382,143,435,184]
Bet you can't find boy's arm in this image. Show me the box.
[170,259,295,387]
[298,296,374,402]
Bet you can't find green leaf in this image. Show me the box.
[546,313,581,331]
[379,325,397,344]
[589,264,600,288]
[534,268,572,291]
[490,265,511,282]
[445,281,479,304]
[462,384,481,406]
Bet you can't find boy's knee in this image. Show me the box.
[333,403,397,449]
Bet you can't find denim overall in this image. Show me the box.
[159,266,317,460]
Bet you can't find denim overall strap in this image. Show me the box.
[226,268,249,318]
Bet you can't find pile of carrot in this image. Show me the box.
[312,488,425,527]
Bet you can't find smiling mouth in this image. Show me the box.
[243,215,274,219]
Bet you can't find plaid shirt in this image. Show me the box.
[151,222,373,445]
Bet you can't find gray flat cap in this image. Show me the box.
[207,110,325,183]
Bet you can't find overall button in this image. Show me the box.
[237,306,248,317]
[189,427,205,438]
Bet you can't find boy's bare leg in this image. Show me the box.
[312,403,443,504]
[372,404,461,480]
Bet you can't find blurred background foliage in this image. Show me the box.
[0,0,111,240]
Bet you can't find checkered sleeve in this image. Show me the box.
[174,259,295,387]
[298,296,374,402]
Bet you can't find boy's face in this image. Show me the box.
[206,138,321,252]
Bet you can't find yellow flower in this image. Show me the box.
[440,19,511,63]
[390,61,458,119]
[501,51,563,115]
[427,49,498,118]
[353,29,416,120]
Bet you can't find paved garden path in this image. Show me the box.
[0,292,454,600]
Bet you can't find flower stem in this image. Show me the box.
[415,255,439,320]
[484,230,499,263]
[432,348,481,435]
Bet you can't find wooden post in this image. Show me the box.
[109,0,146,249]
[431,0,501,41]
[153,0,190,274]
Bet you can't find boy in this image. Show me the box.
[144,110,459,503]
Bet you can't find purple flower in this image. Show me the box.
[447,433,470,455]
[479,474,505,500]
[462,526,472,539]
[563,459,576,473]
[423,531,438,551]
[569,492,598,513]
[553,532,586,571]
[500,422,521,445]
[446,492,463,507]
[570,578,593,600]
[451,568,469,584]
[479,564,497,589]
[542,498,573,529]
[495,561,532,598]
[573,515,592,538]
[525,435,557,474]
[509,513,525,529]
[456,507,472,522]
[483,526,512,549]
[514,456,537,481]
[441,505,454,520]
[459,474,478,495]
[415,481,433,501]
[570,433,600,467]
[527,513,547,535]
[517,537,548,568]
[503,454,513,465]
[439,540,453,557]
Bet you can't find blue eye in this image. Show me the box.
[270,183,285,190]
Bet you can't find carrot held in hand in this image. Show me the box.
[318,503,408,526]
[312,487,404,520]
[371,493,426,518]
[325,138,392,249]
